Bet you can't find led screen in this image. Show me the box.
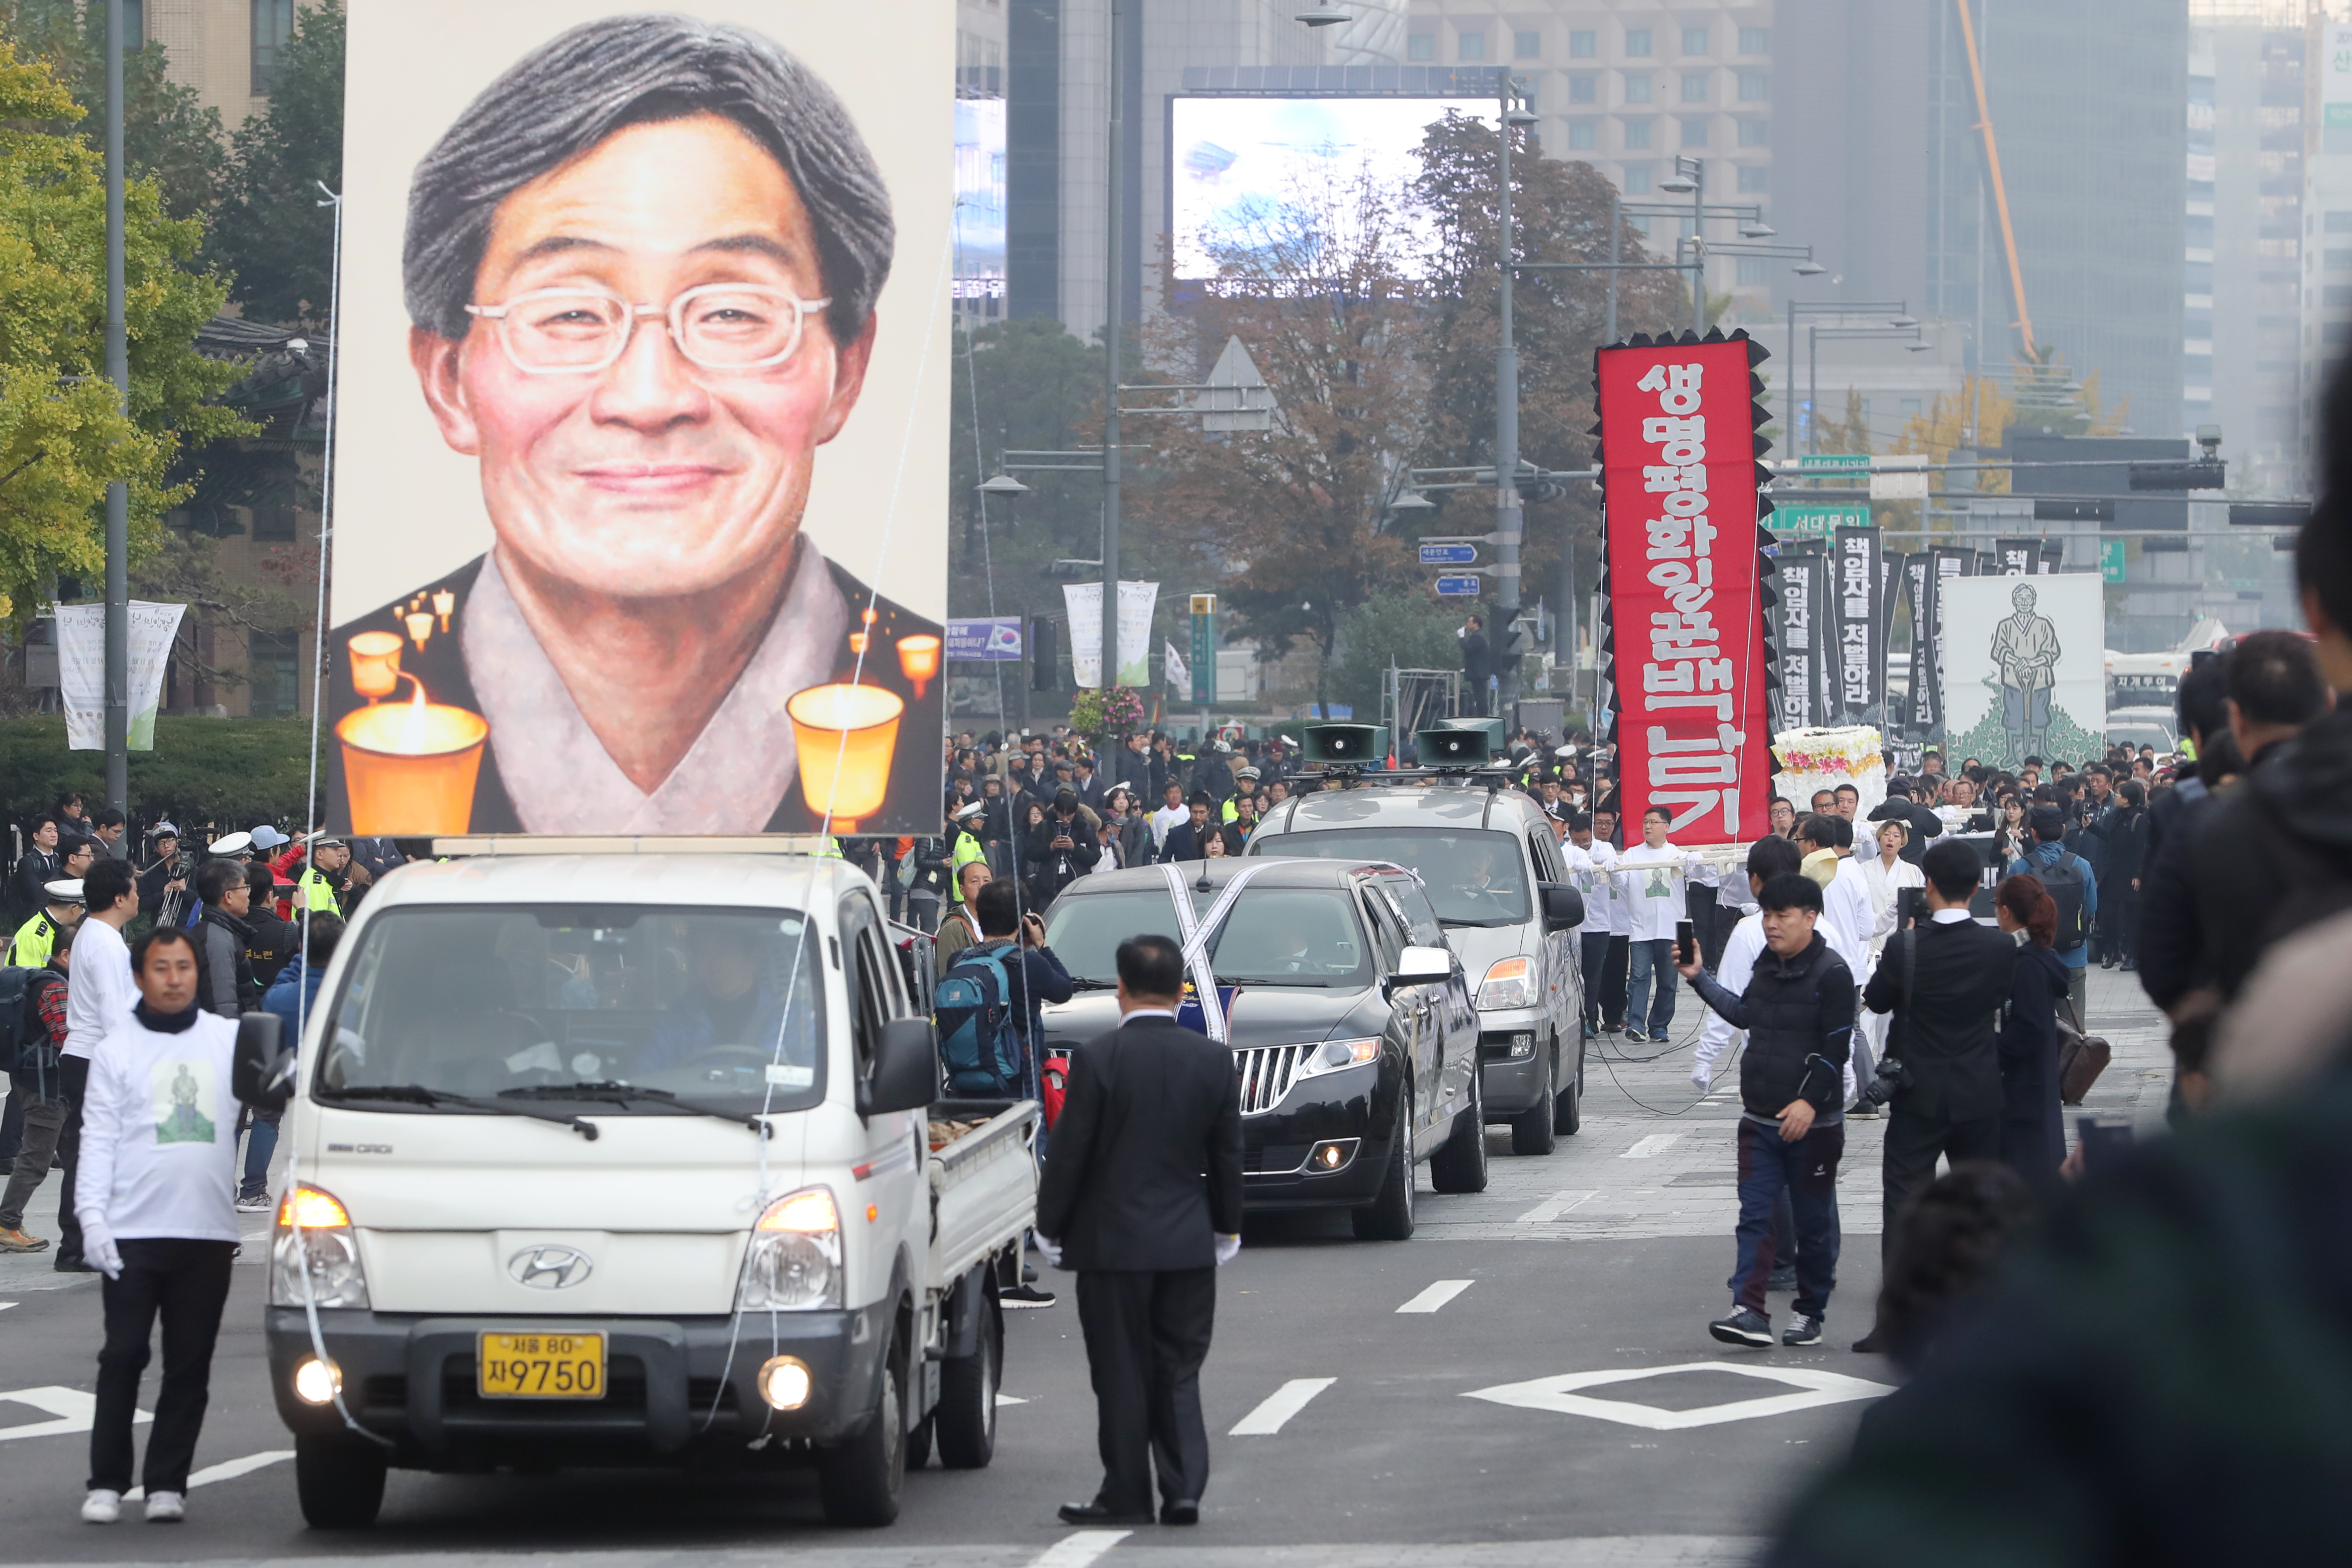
[1169,96,1497,280]
[955,96,1005,300]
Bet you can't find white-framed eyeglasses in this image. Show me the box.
[464,284,833,376]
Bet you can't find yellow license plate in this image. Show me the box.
[477,1332,605,1399]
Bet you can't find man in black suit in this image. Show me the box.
[1156,792,1219,865]
[1855,837,2015,1353]
[1036,933,1244,1527]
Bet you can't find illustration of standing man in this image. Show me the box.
[1988,581,2059,766]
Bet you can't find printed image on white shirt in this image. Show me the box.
[151,1059,218,1145]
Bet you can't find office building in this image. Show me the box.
[2186,2,2305,497]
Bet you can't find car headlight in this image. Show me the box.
[270,1185,370,1309]
[739,1185,844,1311]
[1294,1037,1381,1083]
[1477,956,1538,1010]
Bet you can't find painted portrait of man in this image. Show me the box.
[325,13,943,836]
[1990,580,2060,764]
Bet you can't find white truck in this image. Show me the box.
[249,852,1037,1528]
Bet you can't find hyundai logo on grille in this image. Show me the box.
[508,1245,593,1289]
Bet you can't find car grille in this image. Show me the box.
[1234,1044,1306,1116]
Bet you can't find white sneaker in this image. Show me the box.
[145,1490,185,1523]
[82,1489,122,1524]
[235,1193,272,1213]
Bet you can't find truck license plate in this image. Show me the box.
[478,1332,604,1399]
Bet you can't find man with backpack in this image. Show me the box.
[934,882,1072,1306]
[2009,804,2096,1029]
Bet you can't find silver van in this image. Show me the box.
[1246,780,1586,1153]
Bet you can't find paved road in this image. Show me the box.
[0,968,2165,1567]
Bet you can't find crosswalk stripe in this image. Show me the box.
[1230,1377,1335,1436]
[1029,1529,1132,1567]
[1396,1279,1474,1314]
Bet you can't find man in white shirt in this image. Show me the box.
[51,858,139,1274]
[1592,806,1633,1033]
[1148,781,1189,853]
[1569,813,1617,1037]
[75,923,244,1524]
[1616,806,1702,1043]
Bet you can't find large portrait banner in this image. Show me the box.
[1939,574,2105,770]
[1595,332,1775,843]
[327,1,952,836]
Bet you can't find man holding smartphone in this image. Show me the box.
[1676,874,1856,1350]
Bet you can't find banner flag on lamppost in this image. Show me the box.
[1062,580,1158,689]
[56,599,186,751]
[1593,329,1776,843]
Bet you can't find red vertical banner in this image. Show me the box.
[1594,333,1774,844]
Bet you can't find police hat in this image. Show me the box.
[206,831,254,858]
[43,878,83,903]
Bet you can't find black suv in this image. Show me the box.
[1035,858,1482,1239]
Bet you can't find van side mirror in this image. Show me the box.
[1388,945,1453,988]
[232,1013,295,1112]
[1540,882,1585,931]
[860,1017,940,1118]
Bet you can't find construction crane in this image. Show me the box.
[1955,0,2036,356]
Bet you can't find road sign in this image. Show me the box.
[2100,539,2127,584]
[1435,576,1482,596]
[1772,502,1869,540]
[1419,543,1478,566]
[1796,454,1871,475]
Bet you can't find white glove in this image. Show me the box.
[1034,1235,1063,1270]
[1214,1233,1241,1267]
[81,1217,123,1280]
[1690,1064,1711,1093]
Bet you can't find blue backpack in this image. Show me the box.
[934,941,1026,1095]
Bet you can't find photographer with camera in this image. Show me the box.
[1677,873,1856,1351]
[1850,837,2016,1354]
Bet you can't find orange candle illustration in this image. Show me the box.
[896,634,940,698]
[404,610,434,651]
[347,631,404,701]
[432,589,455,632]
[785,683,902,833]
[337,677,490,834]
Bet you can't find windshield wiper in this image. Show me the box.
[318,1082,600,1141]
[499,1080,770,1134]
[1064,978,1120,991]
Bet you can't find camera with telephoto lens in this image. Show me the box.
[1858,1054,1909,1109]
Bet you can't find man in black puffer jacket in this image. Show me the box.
[1679,873,1856,1352]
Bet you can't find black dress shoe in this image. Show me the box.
[1851,1330,1882,1354]
[1058,1501,1155,1526]
[1161,1499,1200,1526]
[53,1258,97,1274]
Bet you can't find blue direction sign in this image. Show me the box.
[1419,543,1478,566]
[1435,576,1482,596]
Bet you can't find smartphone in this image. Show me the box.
[1675,918,1697,967]
[2076,1114,2134,1175]
[1895,886,1923,931]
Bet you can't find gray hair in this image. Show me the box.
[402,14,893,350]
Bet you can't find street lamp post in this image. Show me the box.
[103,0,128,815]
[1098,0,1126,696]
[1494,70,1524,721]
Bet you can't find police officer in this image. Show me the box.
[294,834,367,915]
[8,879,85,968]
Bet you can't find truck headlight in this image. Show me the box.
[740,1186,843,1311]
[1477,956,1538,1010]
[270,1185,370,1309]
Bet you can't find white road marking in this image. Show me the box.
[0,1386,150,1443]
[1623,1133,1683,1158]
[1466,1362,1892,1431]
[1395,1279,1474,1314]
[1514,1189,1599,1223]
[995,1392,1027,1406]
[1229,1376,1336,1436]
[0,1301,16,1311]
[1029,1529,1132,1567]
[125,1449,294,1501]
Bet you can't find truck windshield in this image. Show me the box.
[1040,884,1373,988]
[313,905,826,1115]
[1251,826,1530,926]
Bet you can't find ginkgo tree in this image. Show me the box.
[0,41,247,620]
